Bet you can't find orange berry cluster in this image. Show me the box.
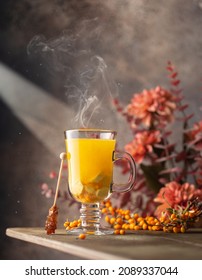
[102,200,162,234]
[63,198,202,236]
[101,199,201,234]
[64,219,81,230]
[63,220,86,239]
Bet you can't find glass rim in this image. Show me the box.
[64,128,117,134]
[64,128,117,139]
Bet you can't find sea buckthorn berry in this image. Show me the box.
[173,227,180,233]
[108,206,114,212]
[114,224,122,230]
[105,215,110,223]
[110,217,116,224]
[124,224,130,230]
[128,218,134,224]
[180,226,186,233]
[114,229,120,235]
[139,220,144,227]
[142,223,148,230]
[133,213,139,219]
[120,229,125,235]
[137,217,143,223]
[160,216,166,223]
[125,214,130,220]
[64,221,70,227]
[134,225,140,231]
[79,233,86,240]
[129,223,135,230]
[152,225,161,231]
[116,217,123,224]
[149,220,155,226]
[105,201,111,208]
[101,208,108,214]
[167,226,174,232]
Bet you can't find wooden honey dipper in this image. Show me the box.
[45,152,67,235]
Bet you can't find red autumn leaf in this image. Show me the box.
[135,195,143,209]
[171,88,183,95]
[133,178,146,191]
[154,143,175,151]
[155,154,176,163]
[170,72,178,79]
[167,66,173,72]
[177,104,189,111]
[177,114,194,122]
[175,151,187,162]
[167,61,174,72]
[158,177,169,184]
[113,98,124,113]
[172,79,180,86]
[117,192,132,208]
[174,96,184,102]
[187,167,199,175]
[163,131,173,137]
[159,167,182,175]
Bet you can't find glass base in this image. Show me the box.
[66,203,114,235]
[66,226,113,235]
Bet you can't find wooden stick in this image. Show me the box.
[53,152,67,206]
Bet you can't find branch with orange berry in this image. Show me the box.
[64,197,202,237]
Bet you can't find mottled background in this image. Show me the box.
[0,0,202,259]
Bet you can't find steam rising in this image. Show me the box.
[27,22,119,129]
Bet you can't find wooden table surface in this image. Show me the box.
[6,227,202,260]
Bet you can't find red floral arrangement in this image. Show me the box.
[112,61,202,217]
[41,61,202,222]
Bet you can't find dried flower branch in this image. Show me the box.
[113,61,202,215]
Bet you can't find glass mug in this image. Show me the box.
[64,129,136,235]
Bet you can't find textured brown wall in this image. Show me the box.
[1,0,202,259]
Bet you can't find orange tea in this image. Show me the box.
[65,138,116,203]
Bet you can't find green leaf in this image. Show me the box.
[167,208,173,213]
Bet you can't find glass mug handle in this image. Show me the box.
[111,151,136,193]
